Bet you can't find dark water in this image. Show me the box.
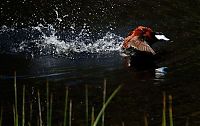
[0,0,200,125]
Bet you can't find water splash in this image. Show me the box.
[0,24,124,58]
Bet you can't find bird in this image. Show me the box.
[121,26,170,70]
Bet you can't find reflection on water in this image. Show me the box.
[0,0,200,125]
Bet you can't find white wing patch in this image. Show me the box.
[155,35,170,41]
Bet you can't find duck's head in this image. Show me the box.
[126,26,154,45]
[122,26,171,56]
[131,26,170,45]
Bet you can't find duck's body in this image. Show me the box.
[122,26,170,70]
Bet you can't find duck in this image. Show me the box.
[121,26,170,70]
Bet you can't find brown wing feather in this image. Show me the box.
[128,36,156,55]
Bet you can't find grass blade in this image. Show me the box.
[69,100,72,126]
[85,85,89,126]
[91,107,95,126]
[169,95,173,126]
[37,118,39,126]
[14,71,18,126]
[64,87,68,126]
[13,105,16,126]
[162,92,166,126]
[49,94,53,126]
[29,101,32,126]
[47,81,49,126]
[102,79,106,126]
[0,107,2,126]
[121,121,125,126]
[185,117,189,126]
[144,112,148,126]
[93,85,122,126]
[38,90,42,126]
[22,85,25,126]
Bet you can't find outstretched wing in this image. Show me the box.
[128,36,156,55]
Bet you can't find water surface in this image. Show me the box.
[0,0,200,125]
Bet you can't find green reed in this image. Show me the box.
[102,79,106,126]
[122,121,125,126]
[8,75,122,126]
[14,71,18,126]
[64,87,69,126]
[144,112,148,126]
[22,85,25,126]
[91,107,95,126]
[92,85,122,126]
[9,74,177,126]
[46,81,54,126]
[185,117,189,126]
[46,82,53,126]
[37,90,43,126]
[169,95,173,126]
[49,94,53,126]
[13,105,16,126]
[47,81,50,126]
[161,92,174,126]
[162,92,166,126]
[85,85,89,126]
[0,107,2,126]
[69,100,72,126]
[28,101,32,126]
